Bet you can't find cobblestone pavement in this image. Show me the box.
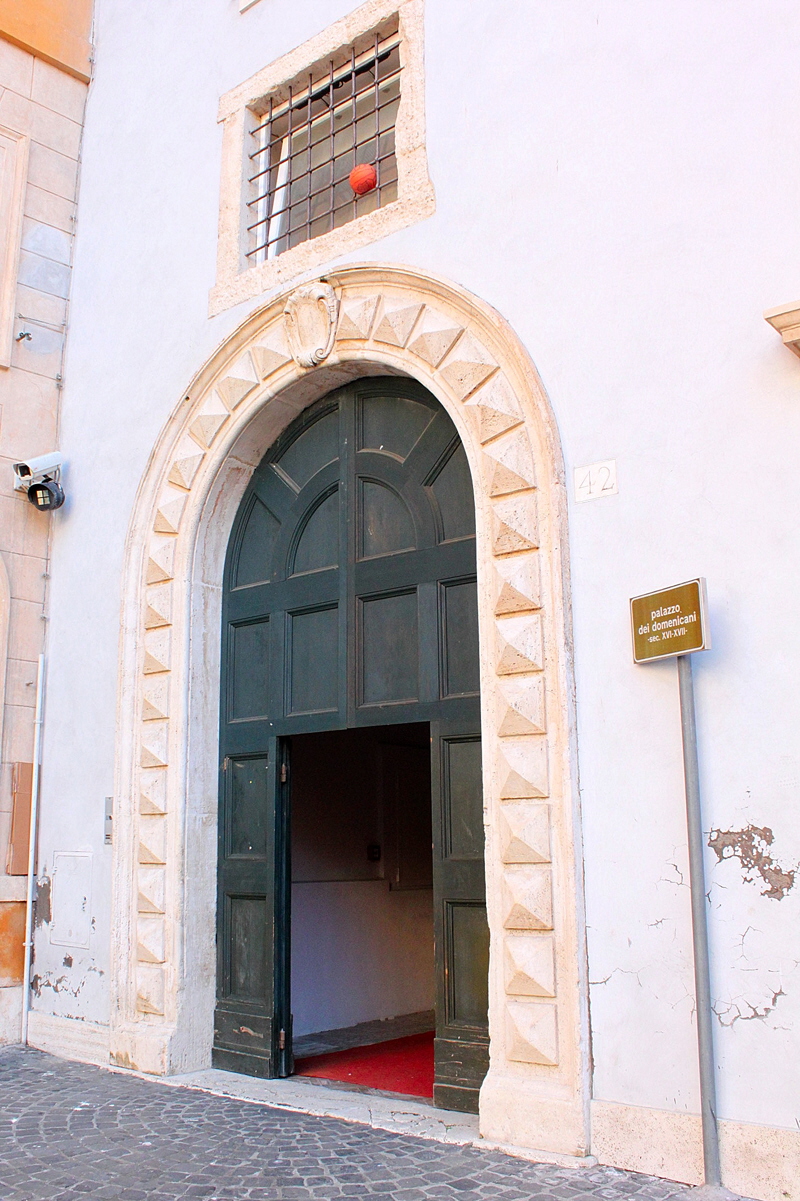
[0,1047,688,1201]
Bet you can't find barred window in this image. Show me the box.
[247,27,401,263]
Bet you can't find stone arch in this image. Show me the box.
[109,265,590,1158]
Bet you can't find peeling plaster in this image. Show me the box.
[29,964,104,999]
[34,875,51,927]
[713,987,785,1028]
[708,825,796,900]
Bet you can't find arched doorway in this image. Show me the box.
[110,265,588,1158]
[213,377,488,1112]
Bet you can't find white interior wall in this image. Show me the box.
[291,881,434,1036]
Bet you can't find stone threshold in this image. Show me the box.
[121,1061,599,1169]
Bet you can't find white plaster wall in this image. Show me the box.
[291,881,434,1036]
[34,0,800,1154]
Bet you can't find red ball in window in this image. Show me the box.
[349,162,377,196]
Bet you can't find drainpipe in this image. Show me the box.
[20,653,45,1046]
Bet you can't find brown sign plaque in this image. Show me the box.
[630,578,709,664]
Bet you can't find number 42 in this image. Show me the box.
[573,459,618,503]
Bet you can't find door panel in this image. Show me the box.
[431,721,489,1112]
[234,497,280,587]
[214,746,281,1077]
[446,902,490,1027]
[229,621,271,720]
[427,442,477,542]
[217,378,487,1098]
[227,757,270,857]
[440,579,480,698]
[359,589,419,705]
[288,606,339,715]
[291,488,340,575]
[358,389,434,457]
[359,479,416,558]
[274,405,339,489]
[229,897,269,998]
[442,736,485,860]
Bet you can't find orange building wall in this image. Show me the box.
[0,0,92,82]
[0,902,25,986]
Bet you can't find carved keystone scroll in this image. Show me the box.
[283,282,339,368]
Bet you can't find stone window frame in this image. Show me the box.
[210,0,434,317]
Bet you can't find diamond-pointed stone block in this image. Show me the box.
[498,738,549,799]
[502,866,553,930]
[506,1000,558,1064]
[493,494,539,555]
[139,814,167,864]
[505,934,556,997]
[439,334,497,400]
[464,374,523,441]
[497,675,545,737]
[153,491,186,535]
[372,301,423,348]
[408,310,463,367]
[137,915,166,964]
[143,628,171,675]
[484,428,536,496]
[140,769,167,815]
[136,964,165,1015]
[217,352,259,410]
[140,722,168,769]
[138,866,166,914]
[143,678,169,722]
[495,555,541,615]
[144,583,172,629]
[499,802,551,863]
[189,392,229,449]
[337,295,379,341]
[167,441,204,491]
[496,613,543,675]
[146,537,175,584]
[251,328,292,378]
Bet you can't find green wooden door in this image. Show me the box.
[215,378,488,1106]
[431,722,489,1111]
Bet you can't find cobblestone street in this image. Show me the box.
[0,1047,689,1201]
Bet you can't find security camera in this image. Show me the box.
[12,452,63,486]
[12,452,65,511]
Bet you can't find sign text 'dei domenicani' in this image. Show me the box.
[630,578,710,664]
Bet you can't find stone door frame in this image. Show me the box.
[110,264,591,1157]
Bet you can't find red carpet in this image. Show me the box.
[294,1031,434,1098]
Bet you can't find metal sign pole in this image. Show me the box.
[631,581,740,1198]
[677,653,721,1189]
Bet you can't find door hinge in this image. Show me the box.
[222,756,230,773]
[280,762,288,783]
[278,1028,286,1050]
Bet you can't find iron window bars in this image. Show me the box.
[247,31,401,263]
